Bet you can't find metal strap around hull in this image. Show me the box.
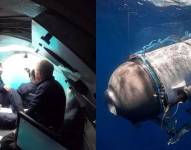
[129,54,167,108]
[129,53,180,145]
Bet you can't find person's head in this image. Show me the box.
[35,60,54,82]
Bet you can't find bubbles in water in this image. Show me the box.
[137,31,191,54]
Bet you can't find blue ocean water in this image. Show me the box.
[97,0,191,150]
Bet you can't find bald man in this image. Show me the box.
[0,60,66,150]
[26,60,66,131]
[0,60,66,131]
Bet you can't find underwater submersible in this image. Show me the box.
[105,39,191,124]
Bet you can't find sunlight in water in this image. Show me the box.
[2,53,42,89]
[145,0,191,7]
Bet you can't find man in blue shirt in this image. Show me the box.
[0,60,66,131]
[26,60,66,130]
[0,60,66,150]
[17,69,37,108]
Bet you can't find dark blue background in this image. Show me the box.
[97,1,191,150]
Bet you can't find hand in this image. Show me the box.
[3,85,11,92]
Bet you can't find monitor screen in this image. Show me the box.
[16,113,67,150]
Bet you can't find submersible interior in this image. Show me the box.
[0,0,96,150]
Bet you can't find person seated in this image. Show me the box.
[0,60,66,130]
[0,63,12,107]
[0,60,66,150]
[17,69,37,108]
[25,60,66,131]
[0,67,36,114]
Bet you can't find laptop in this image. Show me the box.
[15,112,67,150]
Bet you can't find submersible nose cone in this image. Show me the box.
[105,89,118,116]
[106,61,161,123]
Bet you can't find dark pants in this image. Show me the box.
[0,113,17,129]
[6,90,23,113]
[0,132,18,150]
[0,89,23,129]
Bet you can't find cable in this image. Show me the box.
[171,102,182,118]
